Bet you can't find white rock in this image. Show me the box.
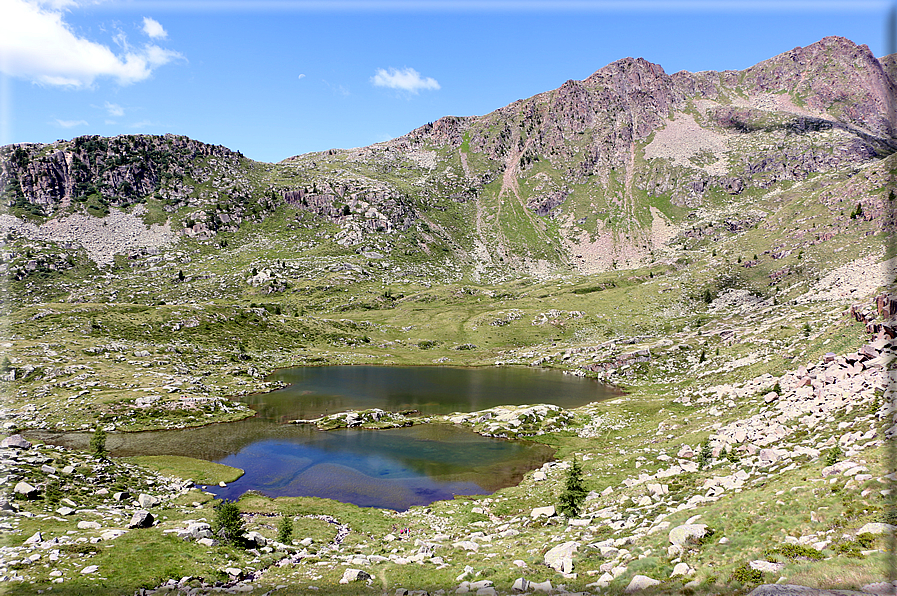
[531,505,556,519]
[80,565,99,575]
[137,494,159,508]
[749,560,785,573]
[671,562,691,577]
[339,568,371,584]
[544,541,578,573]
[668,523,708,546]
[625,575,660,592]
[858,523,897,535]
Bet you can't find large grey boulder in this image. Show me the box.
[128,510,154,528]
[137,494,159,508]
[544,541,578,573]
[669,523,709,546]
[625,575,661,592]
[187,522,212,539]
[14,481,39,499]
[339,568,372,584]
[857,522,897,535]
[1,435,31,449]
[531,505,556,519]
[511,577,530,592]
[245,531,267,547]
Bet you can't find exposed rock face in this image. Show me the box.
[403,35,894,206]
[2,36,894,276]
[1,134,244,214]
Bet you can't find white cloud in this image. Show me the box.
[297,73,305,80]
[53,118,88,128]
[129,119,154,128]
[371,67,440,94]
[0,0,182,88]
[142,16,167,39]
[104,101,124,116]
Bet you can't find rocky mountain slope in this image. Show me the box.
[1,36,894,282]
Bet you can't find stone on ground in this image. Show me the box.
[626,575,661,592]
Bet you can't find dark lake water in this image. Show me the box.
[259,365,619,420]
[33,366,619,510]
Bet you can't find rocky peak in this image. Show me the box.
[739,36,896,137]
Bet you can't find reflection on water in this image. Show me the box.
[31,366,619,510]
[209,424,551,510]
[259,365,620,420]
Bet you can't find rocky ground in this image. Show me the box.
[0,283,894,594]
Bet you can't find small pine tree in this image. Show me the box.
[697,439,713,469]
[44,480,63,505]
[725,446,740,464]
[90,427,107,458]
[277,514,293,544]
[558,455,588,517]
[825,443,843,467]
[212,499,245,546]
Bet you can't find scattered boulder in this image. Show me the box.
[14,481,39,499]
[187,522,212,540]
[669,523,709,546]
[626,575,661,592]
[671,562,692,577]
[1,434,31,449]
[530,580,553,593]
[544,541,578,573]
[512,577,530,592]
[128,510,154,528]
[750,560,785,573]
[857,523,897,535]
[245,531,267,548]
[531,505,556,519]
[339,568,372,584]
[137,494,160,508]
[24,531,42,544]
[80,565,99,575]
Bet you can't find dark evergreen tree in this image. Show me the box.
[558,455,588,517]
[277,514,293,544]
[212,499,246,546]
[90,427,107,458]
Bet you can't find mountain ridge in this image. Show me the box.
[1,35,894,279]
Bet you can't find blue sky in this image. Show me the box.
[1,0,892,163]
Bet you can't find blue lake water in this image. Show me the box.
[34,366,620,510]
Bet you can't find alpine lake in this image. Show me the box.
[36,366,620,510]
